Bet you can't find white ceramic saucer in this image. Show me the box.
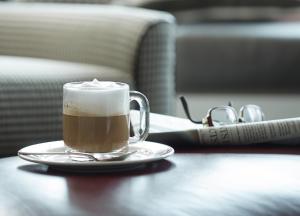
[18,141,174,172]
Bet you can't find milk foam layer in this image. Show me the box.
[63,80,129,116]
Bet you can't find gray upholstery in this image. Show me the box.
[137,22,176,114]
[17,0,300,8]
[4,2,176,113]
[176,23,300,93]
[0,2,176,154]
[16,0,111,3]
[0,3,174,79]
[173,7,300,24]
[0,56,133,154]
[139,0,300,10]
[117,1,300,94]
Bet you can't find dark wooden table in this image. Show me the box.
[1,146,300,216]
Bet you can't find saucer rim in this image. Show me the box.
[18,141,174,168]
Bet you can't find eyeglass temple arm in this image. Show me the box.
[179,96,202,124]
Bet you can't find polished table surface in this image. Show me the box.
[1,146,300,216]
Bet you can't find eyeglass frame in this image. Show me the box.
[180,96,265,127]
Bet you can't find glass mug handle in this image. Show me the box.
[129,91,150,143]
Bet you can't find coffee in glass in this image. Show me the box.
[63,80,149,153]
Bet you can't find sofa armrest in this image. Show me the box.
[0,2,176,114]
[137,21,176,114]
[0,2,173,75]
[0,2,176,155]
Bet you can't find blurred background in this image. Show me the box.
[41,0,300,120]
[2,0,300,120]
[135,0,300,120]
[1,0,300,151]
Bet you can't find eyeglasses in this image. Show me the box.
[180,96,265,127]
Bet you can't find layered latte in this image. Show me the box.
[63,80,130,153]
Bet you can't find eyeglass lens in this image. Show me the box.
[210,107,238,126]
[239,105,264,122]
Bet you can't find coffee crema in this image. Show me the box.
[63,114,129,153]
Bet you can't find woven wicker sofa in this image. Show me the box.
[0,2,176,154]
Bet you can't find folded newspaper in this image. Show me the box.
[131,111,300,147]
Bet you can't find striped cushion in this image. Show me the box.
[0,2,175,114]
[0,3,170,75]
[0,3,176,154]
[0,56,132,154]
[17,0,112,3]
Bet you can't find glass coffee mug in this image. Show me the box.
[63,80,150,153]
